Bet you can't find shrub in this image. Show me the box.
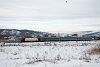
[87,46,100,55]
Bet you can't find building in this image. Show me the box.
[0,35,9,39]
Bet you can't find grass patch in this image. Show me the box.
[87,46,100,55]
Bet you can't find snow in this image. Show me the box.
[70,31,100,37]
[1,30,7,35]
[10,30,21,35]
[0,41,100,67]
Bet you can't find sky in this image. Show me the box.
[0,0,100,33]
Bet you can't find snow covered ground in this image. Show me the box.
[0,41,100,67]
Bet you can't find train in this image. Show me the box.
[21,36,93,42]
[21,37,39,42]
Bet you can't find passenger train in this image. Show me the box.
[21,36,93,42]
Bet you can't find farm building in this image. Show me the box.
[0,35,9,39]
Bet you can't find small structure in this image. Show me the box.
[0,35,9,39]
[72,34,78,37]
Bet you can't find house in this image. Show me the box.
[0,35,9,39]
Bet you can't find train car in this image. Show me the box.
[60,37,93,41]
[21,37,39,42]
[39,37,93,42]
[40,37,60,42]
[60,37,77,41]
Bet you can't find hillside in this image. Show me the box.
[72,31,100,37]
[0,29,51,37]
[0,29,100,37]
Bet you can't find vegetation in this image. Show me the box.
[87,46,100,55]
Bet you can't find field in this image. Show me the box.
[0,41,100,67]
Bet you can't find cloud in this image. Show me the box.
[0,0,100,20]
[0,0,100,33]
[84,24,100,27]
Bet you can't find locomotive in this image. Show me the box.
[21,37,40,42]
[21,36,93,42]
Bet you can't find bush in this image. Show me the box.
[87,46,100,55]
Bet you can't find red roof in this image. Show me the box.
[0,35,9,39]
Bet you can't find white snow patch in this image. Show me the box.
[0,41,100,67]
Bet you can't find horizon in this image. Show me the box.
[0,28,100,34]
[0,0,100,33]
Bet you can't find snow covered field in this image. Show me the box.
[0,41,100,67]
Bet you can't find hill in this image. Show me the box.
[73,31,100,37]
[0,29,51,37]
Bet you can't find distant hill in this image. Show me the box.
[0,29,100,37]
[0,29,51,36]
[73,31,100,37]
[83,31,100,37]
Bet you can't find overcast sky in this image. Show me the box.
[0,0,100,33]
